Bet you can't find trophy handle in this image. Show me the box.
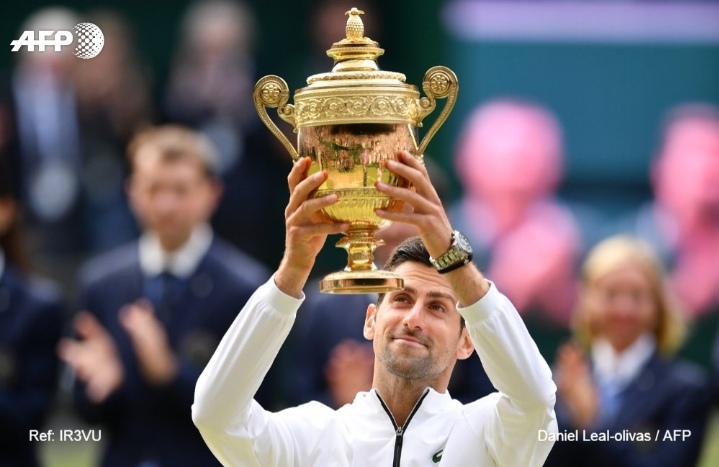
[416,66,459,156]
[253,75,299,161]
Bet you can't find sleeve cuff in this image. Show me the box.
[266,273,306,315]
[457,281,506,324]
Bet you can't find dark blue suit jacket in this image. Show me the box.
[0,265,63,467]
[73,237,269,467]
[545,353,711,467]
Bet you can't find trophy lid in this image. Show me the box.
[293,7,419,128]
[319,7,391,75]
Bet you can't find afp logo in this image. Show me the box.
[10,22,104,59]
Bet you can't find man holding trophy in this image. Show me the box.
[193,149,557,466]
[192,8,557,467]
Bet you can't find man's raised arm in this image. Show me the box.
[192,157,347,465]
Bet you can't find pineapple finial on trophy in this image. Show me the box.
[345,7,365,41]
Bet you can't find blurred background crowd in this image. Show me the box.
[0,0,718,466]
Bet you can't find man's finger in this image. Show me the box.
[397,150,427,171]
[290,221,349,238]
[58,339,95,382]
[375,181,428,209]
[120,304,159,347]
[287,193,339,223]
[86,377,112,403]
[383,159,432,195]
[285,170,329,218]
[57,338,79,364]
[287,156,312,193]
[73,311,104,339]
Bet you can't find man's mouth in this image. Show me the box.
[392,334,427,347]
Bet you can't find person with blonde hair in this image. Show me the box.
[544,235,711,467]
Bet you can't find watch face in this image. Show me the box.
[455,231,473,255]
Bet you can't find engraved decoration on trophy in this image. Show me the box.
[253,7,458,293]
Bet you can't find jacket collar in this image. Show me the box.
[138,224,213,279]
[354,387,456,420]
[592,334,656,390]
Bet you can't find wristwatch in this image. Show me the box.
[429,230,473,274]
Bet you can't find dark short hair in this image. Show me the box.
[382,235,433,271]
[377,235,465,330]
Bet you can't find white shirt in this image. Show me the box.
[193,277,557,467]
[592,334,657,391]
[138,224,213,278]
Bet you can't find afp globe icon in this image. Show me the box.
[74,22,104,59]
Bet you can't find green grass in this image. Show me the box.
[698,412,719,467]
[39,406,102,467]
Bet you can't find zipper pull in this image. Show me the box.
[396,427,403,437]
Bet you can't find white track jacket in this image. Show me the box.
[193,276,557,466]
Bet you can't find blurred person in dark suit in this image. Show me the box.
[164,0,291,270]
[4,8,84,283]
[450,98,580,358]
[545,236,711,467]
[0,157,64,467]
[58,125,269,467]
[2,8,155,299]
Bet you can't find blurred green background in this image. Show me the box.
[5,0,717,213]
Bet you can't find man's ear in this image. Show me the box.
[363,303,377,341]
[455,327,475,360]
[125,176,138,212]
[207,179,224,212]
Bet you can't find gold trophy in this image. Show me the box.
[253,7,458,293]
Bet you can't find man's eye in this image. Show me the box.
[393,295,409,303]
[430,304,446,313]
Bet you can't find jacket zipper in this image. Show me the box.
[376,388,430,467]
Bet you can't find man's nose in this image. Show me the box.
[402,301,426,330]
[155,190,180,213]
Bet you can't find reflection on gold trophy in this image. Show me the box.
[253,7,458,293]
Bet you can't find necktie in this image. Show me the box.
[157,272,181,323]
[598,378,621,425]
[144,272,181,324]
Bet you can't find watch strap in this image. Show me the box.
[436,253,473,274]
[430,230,473,273]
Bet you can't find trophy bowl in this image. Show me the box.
[253,8,457,293]
[301,122,415,292]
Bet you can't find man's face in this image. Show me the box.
[128,147,219,250]
[363,262,473,382]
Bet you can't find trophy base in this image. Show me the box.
[319,270,404,294]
